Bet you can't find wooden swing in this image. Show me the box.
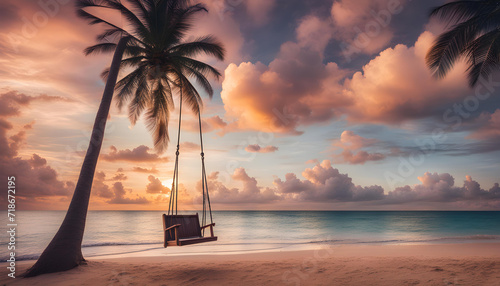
[163,91,216,248]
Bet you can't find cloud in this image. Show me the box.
[331,0,405,56]
[344,31,472,123]
[0,2,20,29]
[101,145,168,163]
[205,169,281,204]
[0,93,73,201]
[469,109,500,140]
[132,166,159,174]
[221,16,350,134]
[184,115,228,135]
[93,171,150,204]
[110,172,127,181]
[146,175,169,194]
[272,160,500,207]
[386,173,500,204]
[274,160,385,201]
[0,91,72,117]
[244,0,276,25]
[107,182,150,204]
[193,0,248,65]
[245,144,278,153]
[220,26,480,134]
[93,171,114,199]
[332,130,386,164]
[180,142,201,152]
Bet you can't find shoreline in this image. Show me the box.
[6,238,500,262]
[2,242,499,285]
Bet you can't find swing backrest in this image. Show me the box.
[163,214,202,240]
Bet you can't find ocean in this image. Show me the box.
[1,211,500,261]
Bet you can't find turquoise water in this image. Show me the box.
[1,211,499,261]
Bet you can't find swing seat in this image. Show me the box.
[163,213,217,247]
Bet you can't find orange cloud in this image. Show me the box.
[132,166,159,174]
[344,31,471,123]
[146,175,169,194]
[221,33,350,134]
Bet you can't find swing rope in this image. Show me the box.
[167,84,213,230]
[167,87,182,217]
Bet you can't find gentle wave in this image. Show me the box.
[82,241,162,248]
[307,235,500,245]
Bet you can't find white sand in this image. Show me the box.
[2,243,500,285]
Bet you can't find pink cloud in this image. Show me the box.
[469,109,500,140]
[108,182,149,205]
[192,0,248,65]
[272,161,500,206]
[274,160,385,201]
[344,31,471,123]
[221,16,350,134]
[93,171,150,204]
[101,145,168,163]
[244,0,276,25]
[205,169,281,204]
[331,0,406,56]
[387,173,500,204]
[0,92,73,203]
[93,171,114,199]
[184,115,228,135]
[245,144,278,153]
[332,131,386,164]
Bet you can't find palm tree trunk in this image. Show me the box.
[24,36,130,277]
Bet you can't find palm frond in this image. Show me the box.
[426,19,481,79]
[84,43,117,56]
[99,0,152,42]
[430,1,486,24]
[115,63,148,109]
[160,3,208,48]
[170,36,225,61]
[145,79,170,152]
[128,74,150,125]
[101,56,146,80]
[81,0,224,150]
[178,73,203,114]
[174,56,222,79]
[180,64,214,98]
[464,29,500,86]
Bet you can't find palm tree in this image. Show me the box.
[426,0,500,87]
[24,0,224,277]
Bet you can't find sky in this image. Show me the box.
[0,0,499,210]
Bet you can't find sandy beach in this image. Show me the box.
[2,243,499,286]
